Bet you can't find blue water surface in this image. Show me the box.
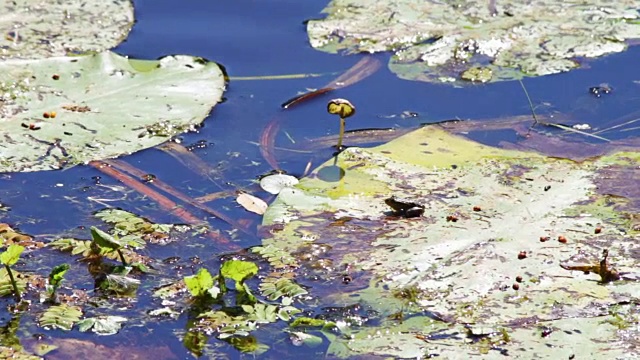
[1,0,640,358]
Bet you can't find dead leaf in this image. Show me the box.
[236,192,268,215]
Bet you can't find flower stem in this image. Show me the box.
[337,117,345,148]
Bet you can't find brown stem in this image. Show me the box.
[105,159,254,239]
[116,249,128,267]
[89,161,235,248]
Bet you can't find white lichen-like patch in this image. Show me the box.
[0,0,134,60]
[0,52,225,172]
[307,0,640,83]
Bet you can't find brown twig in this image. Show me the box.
[104,159,255,239]
[89,161,236,248]
[157,142,225,189]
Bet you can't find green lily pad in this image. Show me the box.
[0,51,225,172]
[262,126,640,358]
[0,0,133,60]
[307,0,640,83]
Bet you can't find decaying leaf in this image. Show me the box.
[236,192,268,215]
[561,249,621,283]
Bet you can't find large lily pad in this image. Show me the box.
[0,0,133,60]
[307,0,640,83]
[261,126,640,358]
[0,51,225,172]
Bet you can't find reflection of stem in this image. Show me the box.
[5,265,19,301]
[337,118,345,148]
[116,249,128,267]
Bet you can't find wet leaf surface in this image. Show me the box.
[261,125,640,358]
[0,51,225,172]
[307,0,640,83]
[0,0,133,60]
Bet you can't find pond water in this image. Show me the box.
[2,0,640,358]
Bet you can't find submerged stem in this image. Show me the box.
[337,118,345,148]
[5,264,19,301]
[116,249,128,267]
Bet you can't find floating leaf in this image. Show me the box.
[259,174,299,195]
[277,305,301,322]
[307,0,640,83]
[39,304,82,331]
[252,245,298,269]
[0,51,225,172]
[184,268,220,299]
[236,192,268,215]
[77,316,127,336]
[260,278,308,301]
[220,260,259,285]
[95,209,174,242]
[47,238,92,256]
[243,304,278,324]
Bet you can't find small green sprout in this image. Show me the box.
[184,268,220,300]
[46,263,70,303]
[90,226,128,266]
[327,98,356,149]
[0,244,25,301]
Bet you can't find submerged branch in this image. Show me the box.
[105,159,255,240]
[89,161,236,248]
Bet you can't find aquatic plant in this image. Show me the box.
[0,245,24,301]
[327,98,356,149]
